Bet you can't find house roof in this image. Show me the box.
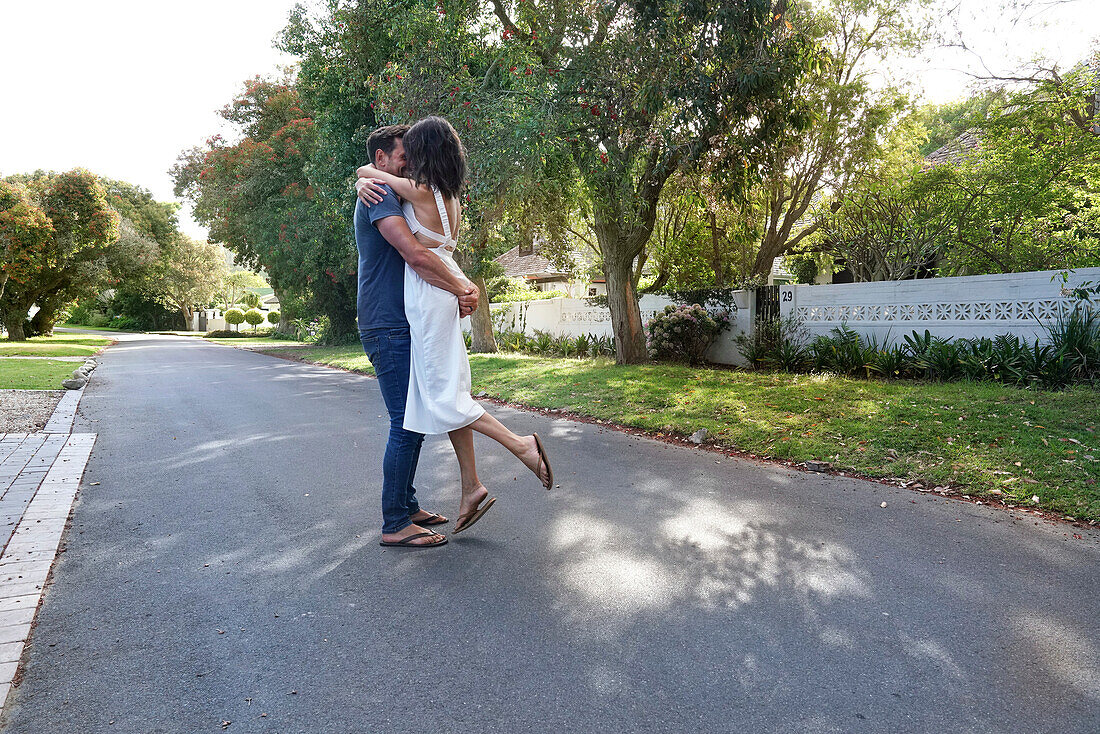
[495,245,570,279]
[925,128,981,166]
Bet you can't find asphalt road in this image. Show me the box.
[2,333,1098,733]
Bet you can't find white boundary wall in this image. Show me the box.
[484,292,756,366]
[779,267,1100,343]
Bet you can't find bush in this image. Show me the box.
[109,315,145,332]
[66,299,99,325]
[735,316,808,371]
[494,329,530,353]
[489,277,568,303]
[244,308,265,330]
[811,326,871,376]
[267,310,281,325]
[647,304,731,365]
[224,308,245,331]
[1046,307,1100,382]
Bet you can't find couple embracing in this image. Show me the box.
[353,117,553,549]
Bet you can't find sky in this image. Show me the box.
[1,0,1097,241]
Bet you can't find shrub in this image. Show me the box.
[529,330,555,355]
[592,334,616,357]
[551,334,577,357]
[1046,307,1100,382]
[646,304,731,365]
[494,330,529,353]
[66,299,99,325]
[267,310,281,325]
[811,325,873,376]
[489,277,568,303]
[244,308,265,330]
[735,316,807,371]
[109,315,144,332]
[224,308,245,331]
[574,333,591,358]
[205,328,275,338]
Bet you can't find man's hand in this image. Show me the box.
[458,283,479,317]
[356,177,388,206]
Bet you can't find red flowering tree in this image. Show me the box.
[0,181,52,304]
[0,170,120,340]
[173,78,357,340]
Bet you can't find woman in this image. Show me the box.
[356,116,552,534]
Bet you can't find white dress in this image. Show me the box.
[401,186,486,435]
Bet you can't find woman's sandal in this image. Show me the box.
[453,496,497,534]
[533,433,553,490]
[379,531,447,548]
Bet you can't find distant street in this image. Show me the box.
[3,332,1098,733]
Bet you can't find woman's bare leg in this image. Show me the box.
[448,426,489,518]
[467,412,551,486]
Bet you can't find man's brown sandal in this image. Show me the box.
[411,512,448,526]
[379,532,448,548]
[453,496,497,534]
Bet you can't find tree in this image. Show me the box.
[643,172,761,291]
[340,0,819,363]
[926,60,1100,275]
[241,291,262,310]
[0,170,120,340]
[822,170,949,281]
[913,90,1005,157]
[146,236,228,329]
[0,180,52,304]
[220,270,267,311]
[244,308,265,331]
[173,76,358,341]
[224,308,245,332]
[749,0,927,278]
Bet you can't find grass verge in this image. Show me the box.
[0,334,113,357]
[0,359,78,389]
[254,346,1100,522]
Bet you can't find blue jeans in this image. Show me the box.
[360,327,425,534]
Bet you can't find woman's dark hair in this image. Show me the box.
[402,116,467,200]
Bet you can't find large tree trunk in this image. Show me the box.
[269,284,296,338]
[28,309,55,337]
[603,254,647,364]
[2,309,26,341]
[179,306,193,331]
[326,305,358,345]
[468,274,497,353]
[752,231,783,278]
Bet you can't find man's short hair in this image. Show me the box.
[366,124,411,164]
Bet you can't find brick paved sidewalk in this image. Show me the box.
[0,388,95,707]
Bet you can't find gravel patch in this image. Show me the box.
[0,390,64,432]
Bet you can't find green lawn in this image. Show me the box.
[256,345,1100,522]
[0,359,77,389]
[0,334,113,357]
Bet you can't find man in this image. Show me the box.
[354,124,479,548]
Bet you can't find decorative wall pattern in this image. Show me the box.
[561,309,666,324]
[792,298,1077,324]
